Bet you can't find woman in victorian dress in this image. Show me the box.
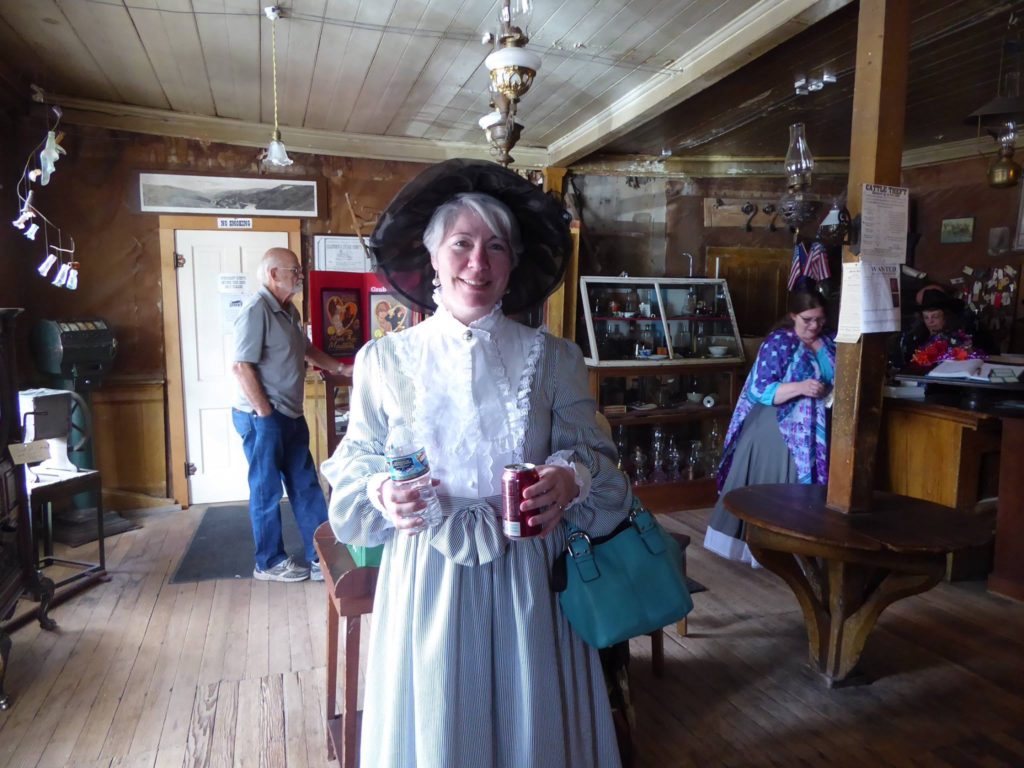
[703,289,836,565]
[321,159,629,768]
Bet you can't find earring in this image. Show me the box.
[431,274,441,288]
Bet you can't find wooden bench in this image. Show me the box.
[313,522,378,768]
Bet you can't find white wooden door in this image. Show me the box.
[176,229,289,504]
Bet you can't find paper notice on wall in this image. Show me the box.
[218,273,248,293]
[314,235,371,272]
[219,272,251,329]
[836,261,902,343]
[860,184,909,263]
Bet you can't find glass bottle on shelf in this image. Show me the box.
[649,425,667,482]
[666,437,682,480]
[631,445,648,484]
[705,420,723,477]
[682,287,696,315]
[615,425,628,471]
[692,321,706,357]
[686,440,704,480]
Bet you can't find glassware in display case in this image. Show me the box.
[577,276,744,366]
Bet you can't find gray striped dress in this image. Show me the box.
[322,308,629,768]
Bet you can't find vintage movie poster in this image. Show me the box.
[369,293,411,339]
[322,289,362,358]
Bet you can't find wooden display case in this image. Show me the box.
[577,276,745,367]
[577,276,745,512]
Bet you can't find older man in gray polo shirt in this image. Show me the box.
[232,247,351,582]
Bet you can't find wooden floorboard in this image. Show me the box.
[1,504,1023,767]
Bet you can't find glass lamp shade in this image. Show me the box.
[500,0,534,36]
[989,122,1021,187]
[784,122,814,190]
[265,134,293,167]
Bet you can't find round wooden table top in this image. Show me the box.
[723,484,993,555]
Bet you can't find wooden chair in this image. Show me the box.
[313,522,378,768]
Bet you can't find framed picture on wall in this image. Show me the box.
[309,272,364,362]
[939,217,975,244]
[366,275,420,340]
[138,172,319,217]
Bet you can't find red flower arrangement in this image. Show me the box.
[910,330,984,367]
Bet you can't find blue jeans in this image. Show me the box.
[232,409,328,571]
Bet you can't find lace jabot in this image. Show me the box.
[391,300,545,498]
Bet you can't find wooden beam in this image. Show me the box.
[826,0,910,513]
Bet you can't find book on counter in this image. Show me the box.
[926,359,1024,383]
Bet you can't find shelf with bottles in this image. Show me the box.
[611,417,726,512]
[578,275,744,366]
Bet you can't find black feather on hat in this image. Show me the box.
[368,159,571,314]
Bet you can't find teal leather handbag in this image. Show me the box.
[552,499,693,649]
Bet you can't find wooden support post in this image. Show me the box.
[826,0,910,514]
[541,167,578,339]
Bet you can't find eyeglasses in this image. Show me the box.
[276,266,302,276]
[796,314,826,326]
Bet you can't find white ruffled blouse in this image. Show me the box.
[365,300,588,512]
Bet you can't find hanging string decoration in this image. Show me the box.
[12,106,78,289]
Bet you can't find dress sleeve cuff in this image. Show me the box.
[544,450,591,507]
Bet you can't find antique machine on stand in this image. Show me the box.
[29,319,123,545]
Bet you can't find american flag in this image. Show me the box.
[787,242,807,290]
[804,240,831,281]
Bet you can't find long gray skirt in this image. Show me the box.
[704,404,798,564]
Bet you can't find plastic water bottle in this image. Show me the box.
[384,420,443,529]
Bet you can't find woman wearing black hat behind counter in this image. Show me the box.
[905,285,985,367]
[321,160,629,767]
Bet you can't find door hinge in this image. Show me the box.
[185,462,197,476]
[175,253,186,268]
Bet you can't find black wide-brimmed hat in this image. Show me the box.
[368,159,572,314]
[916,287,964,314]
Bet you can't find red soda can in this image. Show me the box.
[502,463,542,538]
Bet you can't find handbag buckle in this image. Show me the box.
[567,530,592,558]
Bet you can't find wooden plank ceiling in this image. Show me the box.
[0,0,1020,167]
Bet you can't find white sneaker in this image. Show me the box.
[310,559,324,582]
[254,556,309,582]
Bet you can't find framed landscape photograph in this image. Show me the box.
[139,172,318,217]
[939,217,974,244]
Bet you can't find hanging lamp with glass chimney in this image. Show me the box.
[479,1,541,166]
[263,6,293,168]
[778,122,822,228]
[968,13,1024,188]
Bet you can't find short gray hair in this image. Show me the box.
[422,193,523,266]
[257,248,297,286]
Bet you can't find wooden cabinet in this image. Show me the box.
[577,276,744,512]
[587,362,742,513]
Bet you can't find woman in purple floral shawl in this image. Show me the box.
[704,290,836,565]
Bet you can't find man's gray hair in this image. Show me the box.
[422,193,523,266]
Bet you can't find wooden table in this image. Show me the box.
[724,484,992,686]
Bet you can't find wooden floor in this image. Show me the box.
[1,504,1023,768]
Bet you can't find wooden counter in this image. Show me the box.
[879,398,1001,510]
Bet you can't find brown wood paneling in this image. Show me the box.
[708,246,792,337]
[91,380,167,497]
